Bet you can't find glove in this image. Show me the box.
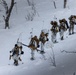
[37,45,40,48]
[10,51,11,53]
[21,51,24,54]
[67,26,69,29]
[47,38,49,41]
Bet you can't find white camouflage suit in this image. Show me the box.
[10,44,22,64]
[69,17,76,35]
[29,38,37,60]
[39,29,48,53]
[51,26,58,43]
[59,22,67,40]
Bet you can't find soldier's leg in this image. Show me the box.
[51,32,54,43]
[40,42,45,53]
[13,54,19,65]
[9,55,12,60]
[54,33,58,43]
[72,25,74,34]
[14,59,18,66]
[69,25,72,35]
[60,30,64,40]
[31,49,35,60]
[60,31,62,40]
[51,33,56,43]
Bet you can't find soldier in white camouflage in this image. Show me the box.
[50,21,59,43]
[28,36,40,60]
[68,15,76,35]
[59,19,67,40]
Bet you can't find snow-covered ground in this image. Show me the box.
[0,0,76,75]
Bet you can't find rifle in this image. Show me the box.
[21,43,41,52]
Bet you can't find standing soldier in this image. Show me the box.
[9,44,24,66]
[68,15,76,35]
[59,19,67,40]
[39,30,49,53]
[50,21,59,43]
[28,36,39,60]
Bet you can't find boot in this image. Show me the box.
[40,51,45,54]
[9,55,12,60]
[72,32,74,34]
[69,33,71,35]
[61,36,63,40]
[14,60,18,66]
[30,57,34,60]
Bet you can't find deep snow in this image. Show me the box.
[0,0,76,75]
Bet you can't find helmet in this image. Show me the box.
[53,21,57,26]
[21,51,24,54]
[15,44,17,47]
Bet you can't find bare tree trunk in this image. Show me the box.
[27,0,31,6]
[5,19,9,29]
[64,0,67,8]
[53,1,56,9]
[73,72,75,75]
[3,0,15,29]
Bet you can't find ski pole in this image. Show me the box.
[42,20,44,30]
[17,32,23,43]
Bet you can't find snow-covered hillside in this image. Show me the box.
[0,0,76,75]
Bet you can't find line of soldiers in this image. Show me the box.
[9,15,76,66]
[50,15,76,43]
[9,30,49,65]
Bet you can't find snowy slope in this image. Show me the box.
[0,0,76,75]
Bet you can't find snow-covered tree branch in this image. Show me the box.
[25,0,39,21]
